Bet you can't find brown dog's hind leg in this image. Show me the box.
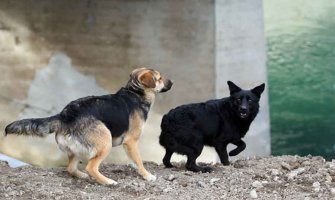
[85,123,117,185]
[67,154,88,178]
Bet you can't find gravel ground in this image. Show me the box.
[1,155,335,200]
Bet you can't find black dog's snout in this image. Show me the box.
[239,107,248,113]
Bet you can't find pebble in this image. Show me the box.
[290,162,300,170]
[163,187,172,193]
[197,181,206,188]
[179,180,188,187]
[325,175,332,184]
[287,167,305,180]
[301,161,311,166]
[252,181,263,188]
[250,189,258,199]
[167,175,176,181]
[183,171,193,176]
[312,182,320,192]
[270,169,280,176]
[330,188,335,196]
[210,178,220,185]
[281,162,292,170]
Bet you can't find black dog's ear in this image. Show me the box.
[251,83,265,97]
[227,81,241,95]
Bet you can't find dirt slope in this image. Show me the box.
[1,155,335,200]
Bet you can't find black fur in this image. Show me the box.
[159,81,265,173]
[5,88,151,139]
[59,88,151,138]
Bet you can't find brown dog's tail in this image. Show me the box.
[5,115,62,137]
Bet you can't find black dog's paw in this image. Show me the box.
[201,166,213,173]
[221,161,230,166]
[164,163,174,168]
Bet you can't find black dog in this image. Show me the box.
[159,81,265,173]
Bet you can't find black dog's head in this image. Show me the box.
[227,81,265,120]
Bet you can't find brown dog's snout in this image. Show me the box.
[161,79,173,93]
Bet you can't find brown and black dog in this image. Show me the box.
[5,68,173,185]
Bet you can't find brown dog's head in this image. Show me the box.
[127,68,173,94]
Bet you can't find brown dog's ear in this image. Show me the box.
[140,72,156,88]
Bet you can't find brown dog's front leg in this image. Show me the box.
[123,139,156,181]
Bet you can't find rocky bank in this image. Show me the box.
[1,155,335,200]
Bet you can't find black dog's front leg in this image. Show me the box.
[228,140,246,156]
[214,143,229,165]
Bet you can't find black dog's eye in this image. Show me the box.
[236,98,241,103]
[248,99,253,103]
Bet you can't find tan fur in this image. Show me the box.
[56,68,169,184]
[67,154,88,179]
[122,110,155,180]
[84,122,116,185]
[140,72,156,88]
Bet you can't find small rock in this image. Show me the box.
[210,178,220,185]
[287,167,305,180]
[270,169,280,176]
[179,180,188,187]
[197,181,206,188]
[80,191,87,196]
[290,162,300,170]
[166,174,176,181]
[252,181,263,188]
[312,182,320,192]
[220,193,227,199]
[162,187,172,193]
[250,189,258,199]
[325,175,332,184]
[183,171,193,176]
[233,160,247,168]
[313,182,320,187]
[281,162,292,170]
[330,188,335,196]
[301,161,311,166]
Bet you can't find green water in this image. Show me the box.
[265,1,335,160]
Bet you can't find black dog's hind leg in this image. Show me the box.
[229,140,246,156]
[185,146,212,173]
[163,149,174,168]
[214,142,230,165]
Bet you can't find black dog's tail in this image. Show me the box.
[5,115,62,137]
[159,114,172,147]
[159,114,181,148]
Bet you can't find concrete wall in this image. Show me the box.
[0,0,216,166]
[0,0,270,167]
